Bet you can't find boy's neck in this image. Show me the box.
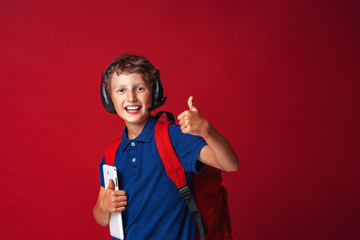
[125,116,151,140]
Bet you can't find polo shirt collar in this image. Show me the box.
[119,116,156,151]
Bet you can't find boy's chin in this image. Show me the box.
[119,112,151,124]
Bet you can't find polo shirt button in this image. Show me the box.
[132,158,136,162]
[131,142,135,147]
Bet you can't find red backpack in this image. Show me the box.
[104,120,233,240]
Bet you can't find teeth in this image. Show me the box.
[126,106,140,110]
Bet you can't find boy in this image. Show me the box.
[93,54,238,239]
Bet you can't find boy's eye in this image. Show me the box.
[117,89,125,93]
[136,87,144,91]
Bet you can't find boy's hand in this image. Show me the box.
[101,179,128,213]
[178,96,210,138]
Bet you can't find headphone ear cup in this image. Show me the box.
[153,76,164,107]
[100,83,116,114]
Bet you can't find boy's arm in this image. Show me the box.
[93,180,128,226]
[177,96,239,172]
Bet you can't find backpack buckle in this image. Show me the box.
[179,186,191,200]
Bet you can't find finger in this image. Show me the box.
[111,206,126,213]
[188,96,194,111]
[111,200,127,210]
[178,116,189,126]
[188,96,199,112]
[181,127,189,134]
[112,200,128,207]
[178,119,186,127]
[108,179,115,190]
[112,190,126,196]
[177,110,189,120]
[114,195,128,202]
[179,119,189,130]
[180,122,188,130]
[180,124,190,134]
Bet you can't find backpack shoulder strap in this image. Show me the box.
[154,120,208,240]
[104,137,122,166]
[154,121,187,188]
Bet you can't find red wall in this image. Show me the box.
[1,0,359,239]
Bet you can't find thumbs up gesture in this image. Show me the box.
[178,96,210,137]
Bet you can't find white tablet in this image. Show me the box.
[103,164,125,240]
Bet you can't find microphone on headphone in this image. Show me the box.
[146,97,167,112]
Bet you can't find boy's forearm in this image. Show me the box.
[200,121,239,172]
[93,201,110,227]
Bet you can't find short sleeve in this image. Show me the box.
[168,124,207,174]
[99,157,105,187]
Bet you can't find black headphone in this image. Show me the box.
[100,61,167,114]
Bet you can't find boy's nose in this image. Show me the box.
[127,91,137,102]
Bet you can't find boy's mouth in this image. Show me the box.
[124,105,142,113]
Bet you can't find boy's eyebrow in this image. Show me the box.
[113,82,147,88]
[112,84,125,89]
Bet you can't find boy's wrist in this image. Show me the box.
[200,120,213,140]
[98,199,108,214]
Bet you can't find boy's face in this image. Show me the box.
[110,72,152,128]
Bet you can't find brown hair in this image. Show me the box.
[101,54,159,94]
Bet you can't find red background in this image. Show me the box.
[1,0,359,239]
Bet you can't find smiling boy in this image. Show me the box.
[93,54,239,240]
[110,72,152,138]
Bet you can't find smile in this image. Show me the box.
[125,105,142,113]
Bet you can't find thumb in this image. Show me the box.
[108,179,115,190]
[188,96,198,112]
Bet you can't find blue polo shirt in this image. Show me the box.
[99,117,207,240]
